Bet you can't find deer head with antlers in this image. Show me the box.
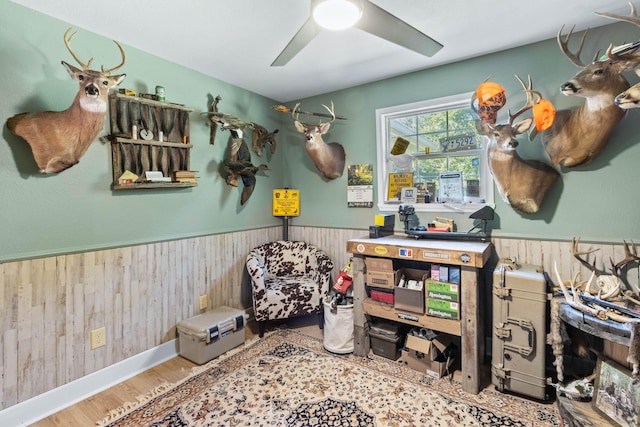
[292,102,346,180]
[473,75,560,214]
[6,28,126,174]
[598,3,640,110]
[536,6,640,168]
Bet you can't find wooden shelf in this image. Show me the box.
[111,181,196,190]
[111,137,193,149]
[111,92,194,112]
[108,93,195,190]
[363,298,461,336]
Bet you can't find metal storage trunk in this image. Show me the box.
[177,306,248,365]
[492,258,551,400]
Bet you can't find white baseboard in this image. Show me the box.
[0,339,178,427]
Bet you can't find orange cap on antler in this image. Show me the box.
[475,82,506,124]
[532,98,556,131]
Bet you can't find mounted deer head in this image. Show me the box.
[292,102,346,180]
[536,10,640,168]
[473,76,560,214]
[597,3,640,109]
[6,28,126,174]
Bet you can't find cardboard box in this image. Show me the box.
[430,264,440,281]
[399,333,457,378]
[448,266,461,285]
[426,299,460,320]
[394,267,428,313]
[177,306,247,364]
[426,280,460,303]
[439,265,449,283]
[366,257,396,289]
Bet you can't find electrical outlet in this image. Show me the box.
[199,294,208,311]
[90,327,106,349]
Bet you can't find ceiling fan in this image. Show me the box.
[271,0,443,66]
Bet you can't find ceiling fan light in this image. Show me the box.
[313,0,363,31]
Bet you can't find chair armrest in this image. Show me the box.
[246,254,267,293]
[314,252,334,294]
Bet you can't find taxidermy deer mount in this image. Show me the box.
[598,3,640,110]
[473,76,560,214]
[6,28,126,174]
[292,102,345,180]
[533,5,640,168]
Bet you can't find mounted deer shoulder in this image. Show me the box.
[292,102,345,180]
[536,12,640,168]
[598,3,640,110]
[6,28,126,174]
[474,76,560,214]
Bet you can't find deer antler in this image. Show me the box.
[557,24,589,67]
[64,28,93,70]
[597,1,640,27]
[63,27,126,75]
[613,240,640,276]
[571,237,599,273]
[101,40,127,75]
[508,75,535,125]
[291,103,302,123]
[597,2,640,65]
[320,101,336,125]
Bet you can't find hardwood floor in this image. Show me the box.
[31,317,323,427]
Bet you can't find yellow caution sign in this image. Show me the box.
[272,189,300,217]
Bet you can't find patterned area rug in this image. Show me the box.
[96,330,561,426]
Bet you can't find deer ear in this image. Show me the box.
[61,61,82,79]
[110,74,126,86]
[294,121,306,133]
[474,120,492,136]
[319,122,331,134]
[514,118,533,135]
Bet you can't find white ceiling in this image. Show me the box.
[10,0,634,102]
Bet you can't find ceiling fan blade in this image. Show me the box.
[272,17,321,66]
[355,1,443,57]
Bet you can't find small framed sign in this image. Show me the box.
[400,187,417,203]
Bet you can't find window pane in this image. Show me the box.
[376,91,494,212]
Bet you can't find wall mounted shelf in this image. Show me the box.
[108,93,195,190]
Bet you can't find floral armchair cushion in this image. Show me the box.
[246,240,334,323]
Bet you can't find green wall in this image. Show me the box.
[3,1,640,263]
[0,1,283,262]
[287,22,640,243]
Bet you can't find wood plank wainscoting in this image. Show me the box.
[0,227,281,413]
[1,226,638,420]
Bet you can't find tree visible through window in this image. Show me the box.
[375,92,494,213]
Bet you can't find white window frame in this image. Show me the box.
[375,92,494,214]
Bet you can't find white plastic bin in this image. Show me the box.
[323,296,354,354]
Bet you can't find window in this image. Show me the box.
[376,92,494,213]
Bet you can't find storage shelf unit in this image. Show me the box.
[347,235,493,394]
[108,93,195,190]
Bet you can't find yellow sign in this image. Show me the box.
[272,189,300,217]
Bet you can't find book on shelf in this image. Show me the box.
[172,170,198,180]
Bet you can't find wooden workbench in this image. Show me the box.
[346,235,493,394]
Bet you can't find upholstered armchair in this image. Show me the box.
[246,240,334,337]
